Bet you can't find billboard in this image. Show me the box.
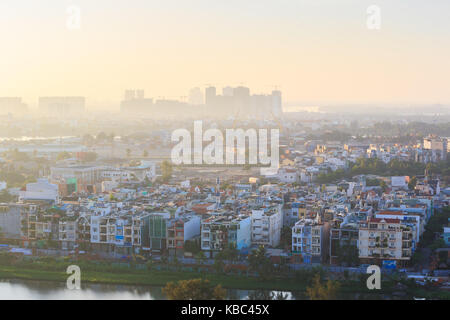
[382,260,397,269]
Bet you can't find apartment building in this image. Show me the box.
[0,204,24,240]
[20,208,58,247]
[144,212,171,253]
[50,165,104,193]
[58,218,77,250]
[76,215,91,250]
[292,218,329,264]
[251,205,283,247]
[329,214,361,265]
[90,214,143,254]
[201,214,251,258]
[166,214,201,256]
[375,211,422,251]
[359,218,413,267]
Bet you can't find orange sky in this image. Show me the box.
[0,1,449,110]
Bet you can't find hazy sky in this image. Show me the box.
[1,0,450,109]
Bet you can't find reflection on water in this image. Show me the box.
[0,280,294,300]
[0,280,163,300]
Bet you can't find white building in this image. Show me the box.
[251,205,283,247]
[277,168,298,183]
[19,179,59,203]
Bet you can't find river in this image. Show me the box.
[0,279,295,300]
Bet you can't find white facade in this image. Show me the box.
[251,205,283,247]
[19,179,59,202]
[277,168,298,183]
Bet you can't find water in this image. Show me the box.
[0,279,294,300]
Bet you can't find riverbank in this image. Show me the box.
[0,265,306,291]
[0,265,448,299]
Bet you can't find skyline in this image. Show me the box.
[1,0,450,110]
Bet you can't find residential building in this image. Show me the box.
[201,214,251,257]
[251,205,283,247]
[359,218,413,267]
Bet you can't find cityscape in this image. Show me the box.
[0,0,449,308]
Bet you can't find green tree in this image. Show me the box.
[162,279,226,300]
[379,180,388,193]
[336,242,359,266]
[213,257,225,274]
[184,239,201,254]
[248,246,274,280]
[408,176,418,190]
[0,190,15,202]
[195,251,207,265]
[280,226,292,249]
[216,243,239,263]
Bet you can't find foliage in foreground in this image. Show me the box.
[162,278,226,300]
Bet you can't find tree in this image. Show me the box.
[216,243,239,263]
[195,251,207,265]
[0,190,15,203]
[185,239,201,254]
[408,176,418,190]
[280,226,292,249]
[248,246,274,280]
[336,241,359,266]
[161,160,173,182]
[306,274,340,300]
[143,150,149,157]
[162,279,226,300]
[56,151,72,161]
[379,180,388,193]
[213,257,225,274]
[126,148,131,158]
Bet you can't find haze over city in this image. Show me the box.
[0,0,449,305]
[1,0,450,111]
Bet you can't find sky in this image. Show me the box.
[0,0,450,110]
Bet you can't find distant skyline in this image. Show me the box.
[1,0,450,110]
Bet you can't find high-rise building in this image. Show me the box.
[39,97,85,117]
[188,87,204,105]
[124,90,136,100]
[271,90,282,117]
[0,97,28,115]
[205,86,217,105]
[222,86,234,97]
[136,90,145,100]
